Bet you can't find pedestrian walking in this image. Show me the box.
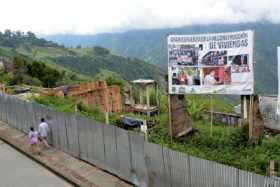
[28,126,40,154]
[38,118,50,149]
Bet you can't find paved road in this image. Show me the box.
[0,140,72,187]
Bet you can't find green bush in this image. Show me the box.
[187,99,207,120]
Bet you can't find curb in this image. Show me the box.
[0,128,97,187]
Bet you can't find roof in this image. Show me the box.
[131,79,156,85]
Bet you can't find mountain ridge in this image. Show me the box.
[44,22,280,94]
[0,30,164,85]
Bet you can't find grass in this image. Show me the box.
[34,95,105,122]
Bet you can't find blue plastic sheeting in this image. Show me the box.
[122,117,144,127]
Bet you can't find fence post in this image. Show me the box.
[187,155,192,187]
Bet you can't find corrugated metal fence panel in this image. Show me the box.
[65,114,80,157]
[17,99,26,131]
[238,170,266,187]
[115,127,132,182]
[21,101,30,133]
[167,148,190,187]
[144,142,168,187]
[32,103,44,130]
[76,116,90,161]
[85,119,95,164]
[87,121,105,169]
[56,112,69,152]
[12,98,20,130]
[161,147,173,187]
[129,131,148,187]
[6,95,13,126]
[0,93,4,123]
[189,156,215,187]
[103,124,119,174]
[7,96,15,128]
[211,162,237,187]
[264,176,280,187]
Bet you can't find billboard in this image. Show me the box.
[168,30,254,95]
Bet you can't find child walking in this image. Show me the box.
[28,127,40,155]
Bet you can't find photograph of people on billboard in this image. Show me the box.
[202,66,231,85]
[172,67,201,86]
[201,51,228,66]
[168,44,199,66]
[168,30,254,95]
[230,54,250,73]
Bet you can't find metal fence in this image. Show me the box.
[0,92,280,187]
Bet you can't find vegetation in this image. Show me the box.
[0,30,164,86]
[34,95,105,122]
[0,55,81,88]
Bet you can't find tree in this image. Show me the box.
[4,29,12,38]
[26,31,36,39]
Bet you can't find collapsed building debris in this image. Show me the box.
[43,81,122,113]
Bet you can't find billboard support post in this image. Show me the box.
[248,95,254,139]
[210,95,213,137]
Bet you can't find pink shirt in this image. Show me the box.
[29,131,39,144]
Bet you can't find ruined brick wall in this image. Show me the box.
[42,81,122,113]
[67,81,107,96]
[108,85,122,113]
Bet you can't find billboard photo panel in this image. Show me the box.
[168,30,254,95]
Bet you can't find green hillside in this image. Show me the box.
[0,30,164,85]
[45,22,280,94]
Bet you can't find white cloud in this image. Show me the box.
[0,0,279,34]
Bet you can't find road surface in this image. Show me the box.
[0,140,72,187]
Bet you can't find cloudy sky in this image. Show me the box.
[0,0,279,34]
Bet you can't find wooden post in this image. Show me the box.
[210,95,213,137]
[243,96,248,119]
[146,85,150,107]
[267,160,275,177]
[248,95,254,139]
[146,85,151,117]
[105,112,109,124]
[168,94,173,143]
[141,120,148,141]
[155,83,159,112]
[139,87,143,104]
[129,85,134,105]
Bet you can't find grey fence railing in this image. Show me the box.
[0,92,280,187]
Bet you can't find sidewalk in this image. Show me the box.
[0,121,133,187]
